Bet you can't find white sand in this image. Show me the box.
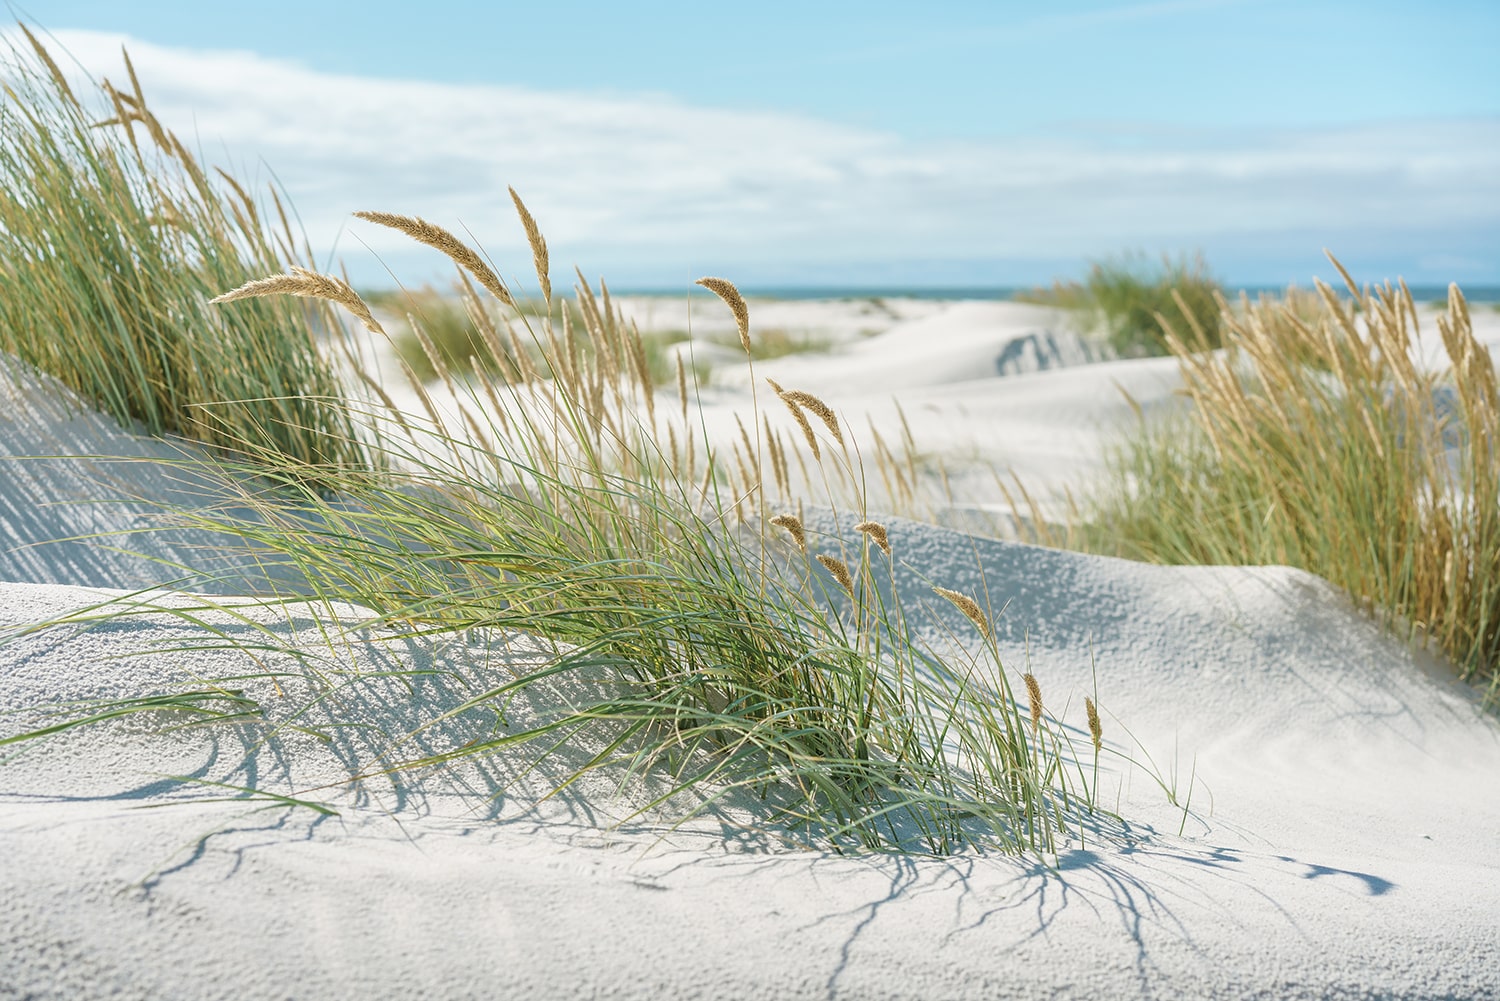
[3,300,1500,1000]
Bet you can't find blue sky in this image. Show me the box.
[10,0,1500,289]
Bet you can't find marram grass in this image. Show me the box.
[1072,259,1499,698]
[369,285,702,389]
[1016,250,1223,357]
[3,184,1139,857]
[0,29,365,481]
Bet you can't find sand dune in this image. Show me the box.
[3,300,1499,1000]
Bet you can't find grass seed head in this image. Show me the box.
[933,586,991,640]
[20,24,78,106]
[778,388,844,446]
[355,210,514,307]
[695,276,751,354]
[508,186,550,302]
[769,379,821,460]
[1024,673,1043,730]
[854,520,891,556]
[212,266,385,336]
[1085,696,1102,751]
[771,514,807,552]
[816,554,855,597]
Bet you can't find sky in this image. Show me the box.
[7,0,1499,291]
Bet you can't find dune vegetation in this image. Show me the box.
[168,228,1118,856]
[1045,266,1499,699]
[1015,250,1223,356]
[2,32,1123,857]
[369,284,722,389]
[0,27,365,483]
[369,284,834,389]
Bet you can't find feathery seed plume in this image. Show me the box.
[211,266,385,336]
[1024,673,1043,731]
[854,520,891,556]
[507,186,550,302]
[695,276,751,354]
[932,586,990,640]
[816,554,855,597]
[778,388,843,446]
[22,26,78,106]
[1085,696,1102,751]
[355,210,513,306]
[768,379,820,460]
[770,514,807,553]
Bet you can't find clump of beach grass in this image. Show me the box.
[368,281,706,389]
[0,36,1138,848]
[1077,257,1499,697]
[6,180,1133,854]
[0,30,365,479]
[718,326,835,361]
[646,323,833,372]
[1017,250,1223,356]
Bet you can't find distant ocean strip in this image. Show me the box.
[611,285,1500,304]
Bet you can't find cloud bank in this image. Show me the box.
[13,29,1500,288]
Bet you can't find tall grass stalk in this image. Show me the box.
[1080,260,1499,696]
[0,29,364,479]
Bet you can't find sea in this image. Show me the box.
[610,284,1500,305]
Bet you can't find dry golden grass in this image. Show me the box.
[766,378,821,460]
[508,186,550,302]
[816,554,855,597]
[854,520,891,556]
[19,25,75,104]
[1023,673,1043,731]
[1079,258,1499,695]
[355,210,514,307]
[212,267,385,335]
[770,514,808,552]
[777,388,844,448]
[695,276,751,354]
[933,586,991,641]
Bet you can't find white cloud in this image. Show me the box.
[9,28,1499,285]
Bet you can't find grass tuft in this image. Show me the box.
[0,31,366,482]
[1017,250,1224,357]
[1076,260,1499,697]
[726,326,835,361]
[4,198,1139,855]
[1,42,1170,852]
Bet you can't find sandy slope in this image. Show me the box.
[3,299,1499,1000]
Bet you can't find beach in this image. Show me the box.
[4,294,1500,999]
